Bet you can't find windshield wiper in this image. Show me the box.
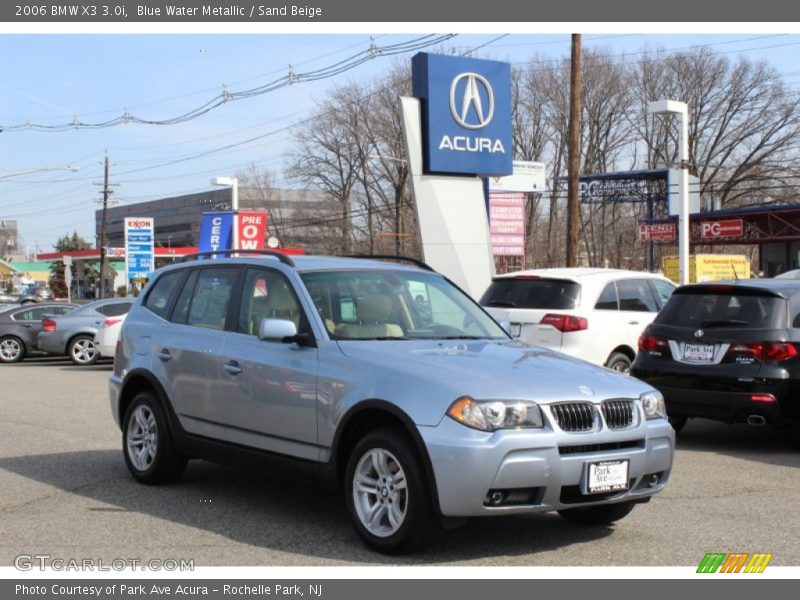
[700,319,749,327]
[438,335,486,340]
[484,300,516,307]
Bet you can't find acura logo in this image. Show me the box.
[449,72,494,129]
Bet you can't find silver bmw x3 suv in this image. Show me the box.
[109,252,674,553]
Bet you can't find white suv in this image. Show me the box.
[481,268,676,372]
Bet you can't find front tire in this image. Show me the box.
[122,391,187,484]
[0,336,25,363]
[558,500,636,525]
[69,335,98,365]
[344,428,438,554]
[605,352,632,373]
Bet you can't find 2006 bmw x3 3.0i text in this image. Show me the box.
[109,252,674,553]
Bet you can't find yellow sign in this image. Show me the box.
[663,255,750,284]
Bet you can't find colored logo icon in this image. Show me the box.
[697,552,773,573]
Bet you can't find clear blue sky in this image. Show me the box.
[2,33,800,252]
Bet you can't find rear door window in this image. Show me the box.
[616,279,659,312]
[657,289,787,329]
[184,268,238,331]
[594,283,619,310]
[480,278,580,309]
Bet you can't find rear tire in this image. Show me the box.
[344,428,438,554]
[0,336,25,363]
[122,391,187,484]
[558,500,636,525]
[69,335,98,365]
[668,415,688,433]
[605,352,632,373]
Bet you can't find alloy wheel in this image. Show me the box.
[352,448,408,538]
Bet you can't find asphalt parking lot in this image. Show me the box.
[2,357,800,566]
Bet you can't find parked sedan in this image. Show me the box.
[94,313,126,358]
[0,303,79,363]
[0,292,39,305]
[631,279,800,440]
[37,298,134,365]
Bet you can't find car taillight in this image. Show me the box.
[103,318,122,327]
[539,313,588,332]
[726,342,798,362]
[42,318,56,333]
[638,334,669,352]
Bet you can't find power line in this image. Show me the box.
[0,34,456,133]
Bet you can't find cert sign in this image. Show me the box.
[124,217,155,282]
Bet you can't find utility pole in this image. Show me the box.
[97,154,111,299]
[566,33,582,268]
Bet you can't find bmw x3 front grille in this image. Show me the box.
[550,402,595,431]
[601,399,635,429]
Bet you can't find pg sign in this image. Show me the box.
[412,52,513,176]
[701,219,744,239]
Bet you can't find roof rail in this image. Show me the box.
[344,254,435,272]
[179,249,296,267]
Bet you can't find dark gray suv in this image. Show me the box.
[110,252,674,553]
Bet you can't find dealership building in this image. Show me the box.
[95,187,325,250]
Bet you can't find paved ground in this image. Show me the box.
[1,357,799,566]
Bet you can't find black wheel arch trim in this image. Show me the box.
[118,368,187,436]
[331,399,443,516]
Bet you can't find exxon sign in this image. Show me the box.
[412,52,513,176]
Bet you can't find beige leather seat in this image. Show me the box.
[334,294,404,339]
[248,283,300,333]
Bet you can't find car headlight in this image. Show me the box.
[447,396,544,431]
[640,390,667,420]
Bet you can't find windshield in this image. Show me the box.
[480,277,580,309]
[301,270,508,341]
[656,289,787,329]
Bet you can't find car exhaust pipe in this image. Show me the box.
[747,415,766,427]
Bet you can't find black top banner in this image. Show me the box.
[3,0,800,22]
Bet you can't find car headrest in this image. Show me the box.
[357,294,393,322]
[270,283,297,312]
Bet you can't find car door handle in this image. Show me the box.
[224,360,243,375]
[628,321,640,325]
[157,349,172,362]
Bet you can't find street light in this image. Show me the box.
[210,176,239,250]
[648,100,690,285]
[0,165,79,179]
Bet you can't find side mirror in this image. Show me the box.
[258,318,298,342]
[257,318,315,347]
[499,320,512,335]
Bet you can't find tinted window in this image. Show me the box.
[480,278,580,310]
[649,279,676,309]
[617,279,659,312]
[98,302,133,317]
[144,271,185,319]
[185,268,238,330]
[52,306,76,315]
[594,283,618,310]
[238,269,304,335]
[12,307,49,321]
[657,290,787,329]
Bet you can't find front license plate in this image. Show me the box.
[684,343,714,362]
[587,460,629,494]
[510,323,522,338]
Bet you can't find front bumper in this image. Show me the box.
[419,416,674,517]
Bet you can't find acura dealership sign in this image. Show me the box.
[412,52,513,176]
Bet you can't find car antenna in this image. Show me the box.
[731,262,739,281]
